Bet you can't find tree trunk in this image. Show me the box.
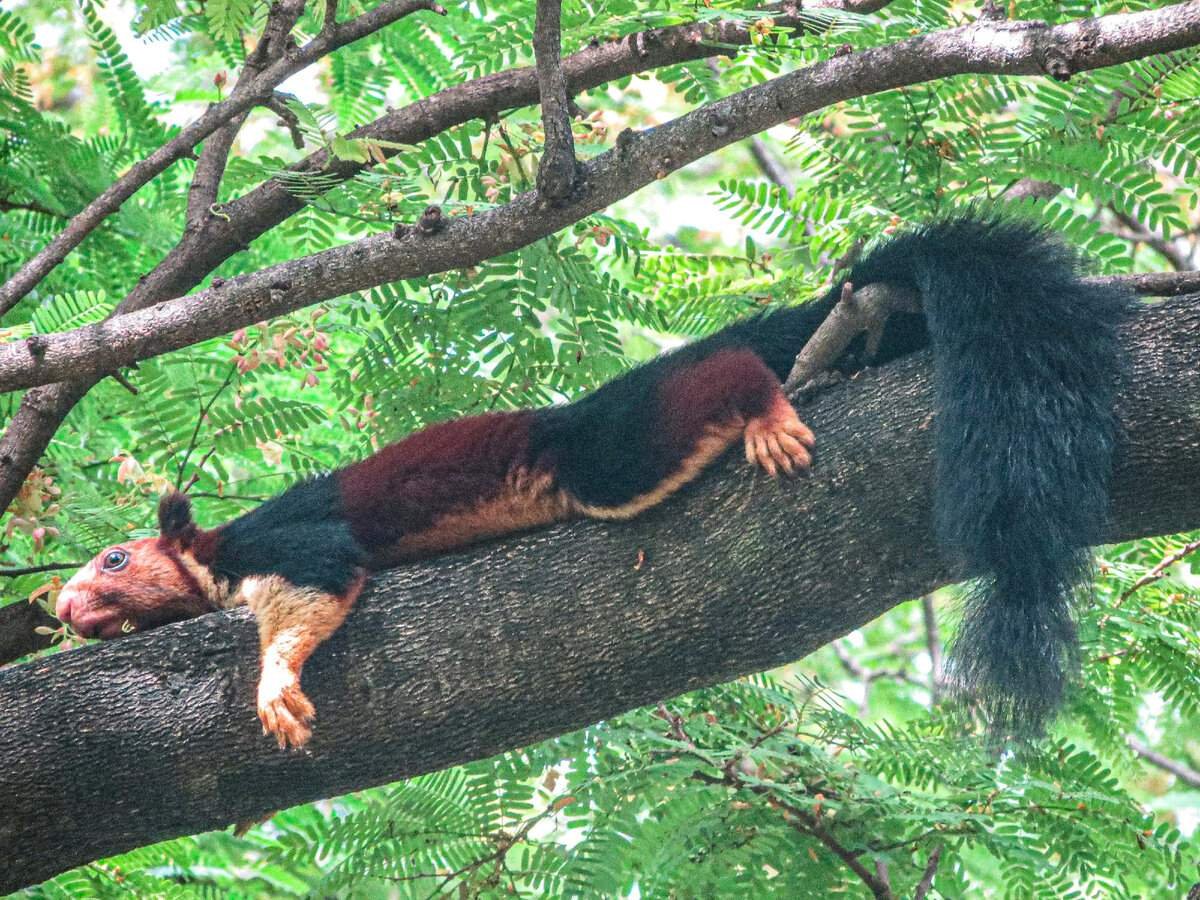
[1,295,1198,891]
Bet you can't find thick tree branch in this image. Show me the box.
[1,294,1197,891]
[2,4,1198,396]
[0,0,445,316]
[1088,270,1200,296]
[533,0,578,202]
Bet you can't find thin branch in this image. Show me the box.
[186,114,250,232]
[0,198,64,219]
[264,93,306,149]
[1106,206,1193,272]
[913,844,943,900]
[1102,534,1200,625]
[747,137,796,195]
[533,0,578,202]
[1128,737,1200,789]
[0,0,446,317]
[107,369,139,395]
[792,815,892,900]
[921,594,942,705]
[175,366,237,490]
[0,561,84,577]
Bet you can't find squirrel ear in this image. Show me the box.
[158,491,196,544]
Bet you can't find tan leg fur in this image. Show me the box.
[237,574,363,749]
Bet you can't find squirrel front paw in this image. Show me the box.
[257,666,316,750]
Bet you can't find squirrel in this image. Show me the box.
[55,216,1132,748]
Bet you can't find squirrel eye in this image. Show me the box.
[101,549,130,572]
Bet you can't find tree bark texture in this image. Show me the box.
[2,294,1199,891]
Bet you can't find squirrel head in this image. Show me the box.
[55,492,222,639]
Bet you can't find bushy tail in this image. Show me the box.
[842,216,1134,735]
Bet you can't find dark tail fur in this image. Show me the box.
[841,217,1133,734]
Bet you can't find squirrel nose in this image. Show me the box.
[55,590,75,624]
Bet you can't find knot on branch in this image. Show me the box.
[1041,46,1074,81]
[417,205,445,234]
[709,113,731,137]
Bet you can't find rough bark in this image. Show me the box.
[533,0,578,202]
[1,294,1198,892]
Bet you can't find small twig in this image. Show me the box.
[246,0,306,69]
[920,595,942,705]
[186,114,247,231]
[873,859,892,897]
[913,844,943,900]
[1106,205,1191,271]
[181,447,217,494]
[0,198,64,219]
[1101,535,1200,626]
[107,369,139,395]
[0,561,85,577]
[656,702,697,748]
[1128,736,1200,789]
[323,0,339,32]
[264,92,306,149]
[174,366,237,490]
[532,0,578,203]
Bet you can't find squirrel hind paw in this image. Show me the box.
[743,398,814,476]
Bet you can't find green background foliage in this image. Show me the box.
[1,0,1198,896]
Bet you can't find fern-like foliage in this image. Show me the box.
[3,0,1198,895]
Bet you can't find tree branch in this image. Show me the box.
[117,6,828,319]
[913,845,943,900]
[1,294,1197,891]
[1106,206,1194,272]
[1128,737,1200,789]
[533,0,578,202]
[0,198,64,219]
[2,5,1198,397]
[185,114,250,232]
[1087,270,1200,296]
[0,6,863,520]
[0,0,445,316]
